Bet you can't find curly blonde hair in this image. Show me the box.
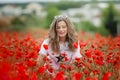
[48,15,78,54]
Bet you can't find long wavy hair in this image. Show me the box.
[48,15,78,54]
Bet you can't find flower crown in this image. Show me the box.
[54,15,68,20]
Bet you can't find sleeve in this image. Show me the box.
[38,39,49,55]
[72,41,82,60]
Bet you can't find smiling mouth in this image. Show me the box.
[59,32,65,34]
[59,33,65,35]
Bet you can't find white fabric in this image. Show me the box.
[38,38,82,70]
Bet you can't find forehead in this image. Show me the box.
[57,21,67,26]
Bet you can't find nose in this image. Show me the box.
[59,27,64,31]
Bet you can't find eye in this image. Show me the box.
[56,26,60,29]
[62,26,66,28]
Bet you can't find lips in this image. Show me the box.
[59,32,65,34]
[59,33,64,35]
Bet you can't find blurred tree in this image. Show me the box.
[80,21,97,32]
[11,17,25,26]
[11,17,26,31]
[46,7,59,28]
[46,1,83,10]
[78,20,109,36]
[101,3,118,37]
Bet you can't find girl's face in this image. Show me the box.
[56,21,68,38]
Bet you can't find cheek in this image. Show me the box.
[65,28,68,33]
[56,29,59,33]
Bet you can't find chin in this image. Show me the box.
[59,35,66,38]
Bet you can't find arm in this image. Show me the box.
[70,41,82,67]
[72,41,82,60]
[37,39,48,66]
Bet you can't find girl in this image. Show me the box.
[38,15,82,71]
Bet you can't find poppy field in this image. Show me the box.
[0,30,120,80]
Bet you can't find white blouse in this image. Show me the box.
[39,38,82,70]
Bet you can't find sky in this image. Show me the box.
[0,0,97,4]
[0,0,116,3]
[0,0,60,3]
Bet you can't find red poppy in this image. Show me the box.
[54,71,65,80]
[43,44,48,50]
[67,66,72,71]
[48,67,54,73]
[92,77,98,80]
[27,59,36,67]
[84,69,89,75]
[94,49,104,57]
[64,57,69,61]
[37,66,46,74]
[102,72,112,80]
[31,72,37,80]
[61,52,67,57]
[73,42,78,48]
[80,42,87,48]
[117,41,120,46]
[43,56,48,62]
[94,59,104,66]
[72,72,82,80]
[85,77,91,80]
[75,57,81,63]
[85,49,92,58]
[60,64,67,69]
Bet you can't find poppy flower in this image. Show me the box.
[73,42,78,49]
[85,49,92,58]
[60,64,67,69]
[75,57,81,63]
[85,77,91,80]
[54,71,65,80]
[80,42,87,48]
[92,77,98,80]
[37,66,46,74]
[43,44,48,50]
[84,69,89,75]
[64,57,69,61]
[67,66,72,71]
[27,59,36,67]
[72,72,82,80]
[31,72,37,80]
[61,52,67,57]
[94,60,104,66]
[48,67,54,73]
[102,72,112,80]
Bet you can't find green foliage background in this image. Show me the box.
[1,1,119,36]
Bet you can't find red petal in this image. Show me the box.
[43,44,48,50]
[73,42,78,48]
